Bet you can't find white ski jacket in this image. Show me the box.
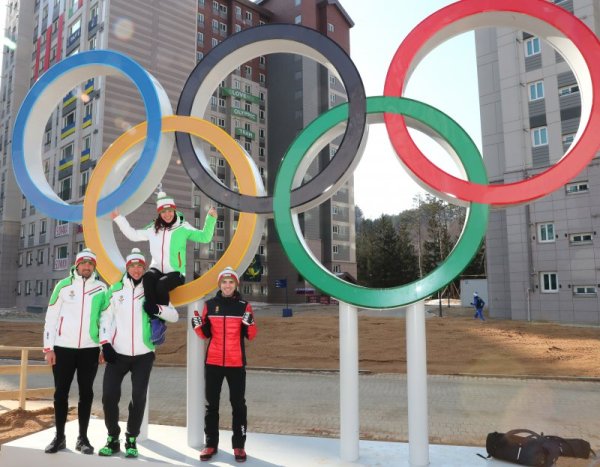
[100,274,179,355]
[43,267,108,352]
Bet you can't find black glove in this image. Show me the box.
[143,302,158,318]
[191,315,202,329]
[242,311,254,326]
[102,343,117,363]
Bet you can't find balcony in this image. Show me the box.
[82,113,92,128]
[60,122,75,139]
[88,15,98,34]
[66,29,81,48]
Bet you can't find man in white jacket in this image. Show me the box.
[98,248,178,458]
[43,248,108,455]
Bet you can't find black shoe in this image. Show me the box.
[98,435,120,456]
[124,433,138,458]
[75,435,94,455]
[45,435,66,454]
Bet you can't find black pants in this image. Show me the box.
[204,364,247,449]
[142,268,184,314]
[52,346,100,438]
[102,352,155,437]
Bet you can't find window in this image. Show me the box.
[260,285,268,295]
[258,245,265,255]
[569,232,593,244]
[540,272,558,293]
[63,111,75,128]
[573,286,596,295]
[212,38,219,47]
[235,6,241,18]
[259,73,265,84]
[333,245,339,254]
[330,94,337,104]
[537,223,555,242]
[219,4,227,14]
[16,282,22,295]
[327,23,334,32]
[37,249,45,264]
[217,118,225,127]
[25,281,32,296]
[212,19,219,31]
[84,102,92,118]
[62,143,74,159]
[26,251,33,266]
[566,181,589,194]
[56,245,68,259]
[332,225,339,234]
[234,24,241,33]
[40,219,47,234]
[197,32,203,44]
[59,177,71,200]
[333,264,341,273]
[80,170,89,196]
[197,52,204,61]
[531,127,548,147]
[562,133,575,147]
[330,75,336,86]
[18,253,23,267]
[244,141,251,151]
[259,55,266,66]
[216,242,224,251]
[528,81,544,101]
[88,36,96,50]
[294,15,301,24]
[244,65,252,77]
[220,22,227,33]
[243,285,252,295]
[216,220,224,229]
[558,84,579,96]
[29,222,35,237]
[68,19,81,36]
[525,37,541,57]
[245,11,252,22]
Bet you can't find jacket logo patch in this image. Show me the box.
[69,290,75,299]
[215,306,220,314]
[118,295,125,303]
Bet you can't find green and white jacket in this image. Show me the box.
[43,267,108,351]
[114,212,216,275]
[100,274,179,355]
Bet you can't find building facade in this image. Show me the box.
[476,0,600,323]
[0,0,356,311]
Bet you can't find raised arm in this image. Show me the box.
[113,214,150,242]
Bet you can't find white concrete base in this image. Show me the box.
[0,419,515,466]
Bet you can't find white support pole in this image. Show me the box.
[406,300,429,467]
[187,300,206,448]
[139,386,149,441]
[339,301,359,462]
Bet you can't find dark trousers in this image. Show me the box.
[142,268,184,314]
[204,364,247,449]
[102,352,155,437]
[52,346,100,438]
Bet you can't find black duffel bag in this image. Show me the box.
[480,429,561,466]
[543,435,595,459]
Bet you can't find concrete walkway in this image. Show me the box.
[1,365,599,448]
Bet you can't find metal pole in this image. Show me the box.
[339,301,359,461]
[19,349,28,409]
[187,300,206,448]
[406,300,429,467]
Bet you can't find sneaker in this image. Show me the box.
[125,434,138,458]
[98,435,120,456]
[44,435,66,454]
[234,448,247,462]
[199,446,218,461]
[75,435,94,454]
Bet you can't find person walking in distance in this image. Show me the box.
[111,190,216,319]
[471,292,486,321]
[98,248,179,457]
[43,248,108,454]
[192,267,257,463]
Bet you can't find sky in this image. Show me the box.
[342,0,482,218]
[0,0,481,220]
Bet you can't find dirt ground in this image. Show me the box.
[1,304,600,456]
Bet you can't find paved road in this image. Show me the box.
[1,364,598,448]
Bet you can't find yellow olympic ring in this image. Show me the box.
[82,115,262,305]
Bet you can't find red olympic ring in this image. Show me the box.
[384,0,600,205]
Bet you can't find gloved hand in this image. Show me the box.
[191,311,202,329]
[242,311,254,326]
[102,343,117,363]
[143,302,158,319]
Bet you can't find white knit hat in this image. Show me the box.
[125,248,146,269]
[217,267,239,286]
[75,248,96,266]
[156,191,176,213]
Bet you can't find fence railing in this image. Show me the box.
[0,346,53,409]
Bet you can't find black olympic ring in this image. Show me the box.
[175,24,366,214]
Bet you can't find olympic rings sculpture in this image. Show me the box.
[11,0,600,308]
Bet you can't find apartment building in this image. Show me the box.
[476,0,600,323]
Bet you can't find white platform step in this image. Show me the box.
[0,418,514,466]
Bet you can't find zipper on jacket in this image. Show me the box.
[222,315,226,366]
[161,229,167,271]
[58,316,64,336]
[131,287,135,355]
[78,280,86,348]
[178,252,181,268]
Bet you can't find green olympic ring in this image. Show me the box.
[273,96,489,309]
